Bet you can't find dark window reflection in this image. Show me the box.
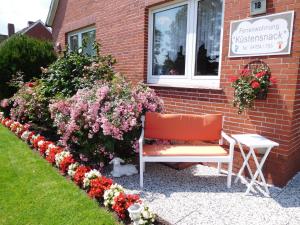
[195,0,222,76]
[152,5,187,76]
[70,35,78,52]
[82,30,96,56]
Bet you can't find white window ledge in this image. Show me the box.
[147,83,223,90]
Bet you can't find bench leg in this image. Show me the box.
[227,161,233,188]
[140,159,144,188]
[217,162,222,174]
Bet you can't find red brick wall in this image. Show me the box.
[52,0,300,187]
[25,23,52,41]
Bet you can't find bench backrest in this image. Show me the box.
[144,112,222,141]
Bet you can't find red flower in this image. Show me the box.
[256,71,266,78]
[32,136,45,149]
[5,120,13,127]
[59,155,75,173]
[251,81,260,89]
[26,82,35,87]
[1,118,9,125]
[39,141,53,156]
[88,177,113,199]
[46,146,63,164]
[112,193,141,219]
[229,76,239,82]
[28,132,35,142]
[270,77,277,84]
[74,165,91,186]
[241,69,250,76]
[24,124,31,130]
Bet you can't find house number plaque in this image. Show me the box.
[250,0,267,16]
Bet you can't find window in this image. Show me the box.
[148,0,224,88]
[67,27,96,56]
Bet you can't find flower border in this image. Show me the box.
[0,112,155,225]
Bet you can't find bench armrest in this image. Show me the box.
[221,131,236,146]
[139,116,145,157]
[221,131,236,157]
[139,129,144,145]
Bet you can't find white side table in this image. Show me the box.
[232,134,279,196]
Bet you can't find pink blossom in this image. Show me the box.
[0,99,9,108]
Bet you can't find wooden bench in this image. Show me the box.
[138,112,236,188]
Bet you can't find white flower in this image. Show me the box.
[103,183,124,207]
[45,144,56,156]
[82,169,101,189]
[16,127,23,134]
[37,140,45,148]
[21,131,30,141]
[138,206,155,225]
[30,134,40,144]
[55,151,71,167]
[5,120,11,127]
[67,162,79,178]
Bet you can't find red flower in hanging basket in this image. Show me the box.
[229,76,239,82]
[251,81,260,89]
[255,71,266,78]
[241,69,250,76]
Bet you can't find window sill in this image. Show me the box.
[147,83,223,91]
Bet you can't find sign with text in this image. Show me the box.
[229,11,294,57]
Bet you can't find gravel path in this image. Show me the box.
[104,163,300,225]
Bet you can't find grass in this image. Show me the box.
[0,125,120,225]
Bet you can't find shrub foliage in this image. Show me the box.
[0,35,56,98]
[2,44,164,166]
[41,45,116,98]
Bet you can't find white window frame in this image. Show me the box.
[67,26,96,52]
[147,0,225,89]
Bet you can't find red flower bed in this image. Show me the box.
[112,193,141,219]
[74,165,91,186]
[59,155,75,173]
[88,177,113,199]
[0,114,156,224]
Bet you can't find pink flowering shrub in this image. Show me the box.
[49,75,163,164]
[9,81,51,124]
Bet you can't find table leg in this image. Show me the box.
[234,142,254,183]
[245,146,272,196]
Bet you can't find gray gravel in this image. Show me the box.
[104,163,300,225]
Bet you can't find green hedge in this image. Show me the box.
[0,35,56,99]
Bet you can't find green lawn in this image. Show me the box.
[0,125,120,225]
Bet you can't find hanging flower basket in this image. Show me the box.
[229,61,276,114]
[256,89,268,100]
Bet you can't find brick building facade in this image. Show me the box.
[47,0,300,187]
[6,20,52,41]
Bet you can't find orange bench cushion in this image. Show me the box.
[144,113,222,141]
[143,144,228,157]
